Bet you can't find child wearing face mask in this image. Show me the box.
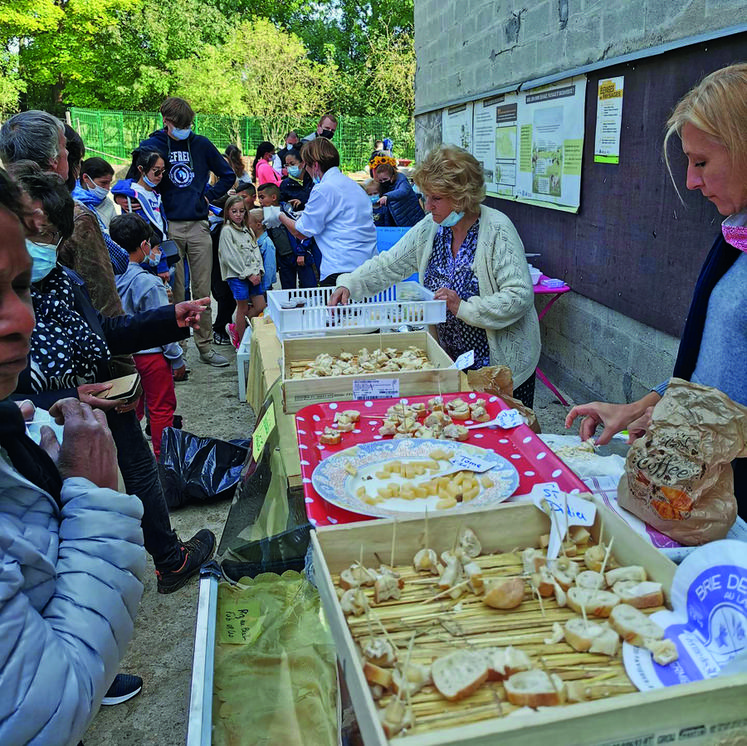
[279,149,313,209]
[111,213,186,459]
[73,157,116,228]
[363,179,391,226]
[218,195,266,348]
[247,208,277,294]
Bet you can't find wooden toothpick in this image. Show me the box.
[395,631,417,705]
[599,536,615,579]
[533,584,546,617]
[581,602,589,632]
[425,577,472,604]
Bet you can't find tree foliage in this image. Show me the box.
[2,0,414,124]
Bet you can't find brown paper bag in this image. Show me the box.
[467,365,541,433]
[618,378,747,545]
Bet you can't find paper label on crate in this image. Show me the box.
[448,453,496,473]
[450,349,474,370]
[252,405,276,461]
[494,408,523,428]
[623,540,747,691]
[353,378,399,400]
[218,597,265,645]
[530,482,596,560]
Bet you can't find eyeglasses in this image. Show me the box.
[36,226,62,245]
[151,168,165,176]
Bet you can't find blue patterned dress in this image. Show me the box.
[423,221,490,369]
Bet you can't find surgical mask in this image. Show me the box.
[26,239,59,283]
[320,129,334,139]
[142,174,158,188]
[147,249,162,268]
[440,210,464,228]
[369,195,380,204]
[287,165,302,179]
[85,177,109,201]
[722,214,747,253]
[312,171,322,185]
[170,126,192,141]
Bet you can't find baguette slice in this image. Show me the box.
[609,604,664,646]
[364,661,393,689]
[567,587,620,617]
[584,544,606,572]
[605,565,647,586]
[575,570,606,590]
[504,670,566,707]
[564,618,620,656]
[484,646,532,681]
[530,566,555,597]
[432,651,488,701]
[392,662,432,696]
[613,580,664,609]
[551,557,579,590]
[483,577,525,609]
[521,547,546,574]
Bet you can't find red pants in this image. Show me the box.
[134,353,177,460]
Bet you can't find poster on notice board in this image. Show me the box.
[470,75,587,213]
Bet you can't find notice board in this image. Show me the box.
[486,32,747,338]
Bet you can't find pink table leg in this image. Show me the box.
[535,289,570,406]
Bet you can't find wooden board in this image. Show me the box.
[312,501,747,745]
[283,331,460,413]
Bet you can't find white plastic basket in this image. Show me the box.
[266,281,446,339]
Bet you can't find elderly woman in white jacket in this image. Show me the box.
[329,145,540,406]
[0,169,145,746]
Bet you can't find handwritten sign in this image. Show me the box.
[353,378,399,400]
[252,405,276,461]
[218,597,264,645]
[448,453,496,473]
[494,409,523,429]
[530,482,596,560]
[450,350,475,370]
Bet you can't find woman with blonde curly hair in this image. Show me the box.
[372,155,425,227]
[566,63,747,518]
[329,144,540,405]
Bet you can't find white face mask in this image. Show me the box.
[85,176,109,201]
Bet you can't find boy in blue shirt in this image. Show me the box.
[111,213,186,460]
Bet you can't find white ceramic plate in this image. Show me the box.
[311,438,519,518]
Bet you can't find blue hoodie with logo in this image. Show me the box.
[136,129,235,222]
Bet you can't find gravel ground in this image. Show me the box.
[82,338,573,745]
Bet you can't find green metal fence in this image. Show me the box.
[68,107,415,173]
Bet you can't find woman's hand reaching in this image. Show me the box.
[434,287,461,315]
[327,287,350,306]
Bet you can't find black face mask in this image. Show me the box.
[320,128,335,139]
[379,179,393,192]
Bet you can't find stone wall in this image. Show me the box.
[414,0,747,114]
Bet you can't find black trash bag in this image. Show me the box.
[158,427,250,509]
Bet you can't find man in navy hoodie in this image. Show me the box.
[137,97,235,367]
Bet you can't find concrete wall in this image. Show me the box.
[414,0,747,114]
[534,292,679,406]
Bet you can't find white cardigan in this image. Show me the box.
[336,205,541,387]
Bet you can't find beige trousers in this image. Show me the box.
[169,219,214,354]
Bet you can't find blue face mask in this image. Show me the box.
[312,175,322,185]
[370,195,380,204]
[142,174,158,188]
[26,239,59,282]
[84,177,109,202]
[170,126,192,141]
[287,165,302,179]
[440,210,464,228]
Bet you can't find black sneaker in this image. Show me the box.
[102,673,143,705]
[213,331,231,346]
[156,529,217,594]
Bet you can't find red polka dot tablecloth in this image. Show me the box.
[295,392,587,527]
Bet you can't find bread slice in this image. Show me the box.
[484,646,532,681]
[564,617,620,656]
[551,557,580,590]
[605,565,647,586]
[575,570,606,590]
[521,547,546,574]
[483,577,525,609]
[613,580,664,609]
[531,566,555,597]
[392,662,432,696]
[504,670,566,707]
[609,604,664,646]
[567,588,620,618]
[583,544,606,572]
[364,661,393,689]
[432,650,489,701]
[645,638,678,665]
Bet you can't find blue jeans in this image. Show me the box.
[106,409,182,571]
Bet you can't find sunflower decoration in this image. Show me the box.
[369,154,397,171]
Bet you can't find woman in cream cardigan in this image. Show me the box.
[329,145,540,406]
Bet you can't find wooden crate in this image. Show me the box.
[311,501,747,746]
[282,331,460,414]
